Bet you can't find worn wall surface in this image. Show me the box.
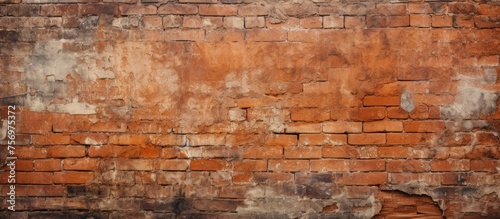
[0,0,499,218]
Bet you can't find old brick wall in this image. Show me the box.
[0,0,499,218]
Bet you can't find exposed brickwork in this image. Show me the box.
[0,0,499,218]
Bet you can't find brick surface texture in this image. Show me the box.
[0,0,499,218]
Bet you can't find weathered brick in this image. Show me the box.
[386,133,432,145]
[350,160,385,171]
[190,159,229,171]
[17,172,53,185]
[310,160,349,172]
[246,29,287,42]
[431,160,470,172]
[244,17,265,28]
[199,5,237,16]
[470,160,498,172]
[363,120,403,132]
[432,15,453,27]
[120,5,156,15]
[410,14,431,27]
[387,160,430,172]
[377,3,407,15]
[378,147,412,158]
[404,121,445,133]
[48,146,85,158]
[285,123,322,133]
[342,172,388,185]
[243,146,283,159]
[223,16,244,29]
[285,147,322,159]
[155,159,190,170]
[158,4,198,15]
[233,160,267,172]
[164,29,204,41]
[54,172,94,184]
[34,159,61,171]
[63,158,98,171]
[350,107,386,121]
[254,172,293,184]
[323,121,362,133]
[300,134,347,146]
[238,4,268,16]
[324,15,344,28]
[300,17,323,29]
[268,160,309,172]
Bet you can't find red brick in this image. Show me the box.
[409,3,433,14]
[268,160,309,172]
[350,160,385,172]
[40,4,79,17]
[378,147,411,158]
[363,120,403,132]
[323,121,362,133]
[387,15,409,27]
[432,15,453,27]
[350,107,386,121]
[246,29,287,42]
[54,172,94,184]
[191,159,229,171]
[13,160,33,171]
[470,160,497,172]
[17,172,53,185]
[243,146,283,159]
[410,14,431,27]
[88,145,140,158]
[233,160,267,172]
[300,134,347,146]
[16,147,48,159]
[70,133,108,145]
[300,17,323,29]
[386,133,432,145]
[158,4,198,15]
[34,159,61,171]
[323,146,359,158]
[48,146,85,158]
[63,158,97,171]
[478,55,499,67]
[264,134,297,146]
[479,4,500,15]
[448,3,477,15]
[80,4,117,16]
[348,133,386,145]
[387,107,409,119]
[160,148,178,158]
[199,5,237,16]
[390,173,441,186]
[18,111,51,134]
[89,122,127,133]
[149,134,186,146]
[5,185,65,197]
[156,159,190,170]
[343,172,387,185]
[285,147,321,159]
[311,160,349,172]
[431,160,470,172]
[187,134,225,146]
[403,121,445,133]
[475,15,500,28]
[387,160,430,172]
[285,123,322,133]
[363,96,400,106]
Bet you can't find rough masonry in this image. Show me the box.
[0,0,499,218]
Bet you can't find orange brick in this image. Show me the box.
[387,107,409,119]
[232,173,253,184]
[409,3,433,14]
[199,4,237,16]
[237,4,268,16]
[264,134,297,146]
[432,15,452,27]
[32,134,70,145]
[109,134,146,145]
[285,147,321,159]
[323,121,362,133]
[290,108,329,122]
[63,158,97,171]
[378,147,411,158]
[311,160,349,172]
[431,160,470,172]
[285,123,322,133]
[470,160,498,172]
[233,160,267,172]
[70,133,108,145]
[88,145,140,158]
[54,172,94,184]
[190,159,229,171]
[363,120,403,132]
[158,4,198,15]
[17,172,53,185]
[149,134,186,146]
[350,107,386,121]
[48,146,85,158]
[268,160,309,172]
[387,15,409,27]
[323,146,359,158]
[116,159,154,171]
[323,15,343,28]
[156,159,190,170]
[350,160,385,171]
[345,16,365,29]
[300,16,323,28]
[348,133,386,145]
[164,29,204,41]
[16,147,48,159]
[8,160,33,171]
[410,14,431,27]
[187,134,225,146]
[206,29,245,42]
[343,172,388,185]
[246,29,287,42]
[299,134,347,146]
[243,146,283,159]
[142,16,163,29]
[386,133,432,145]
[120,5,156,15]
[363,96,400,106]
[34,159,61,171]
[377,3,407,15]
[403,121,445,133]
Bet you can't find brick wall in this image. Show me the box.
[0,0,499,218]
